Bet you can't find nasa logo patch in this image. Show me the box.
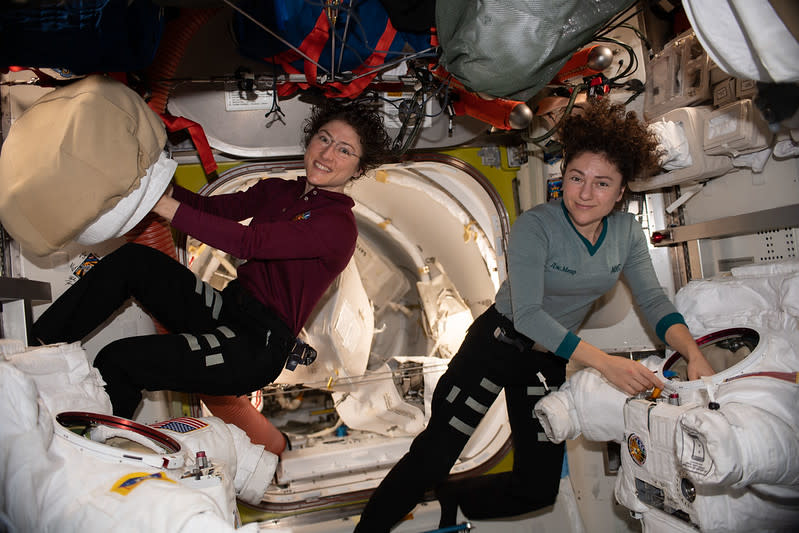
[627,433,647,466]
[110,472,175,496]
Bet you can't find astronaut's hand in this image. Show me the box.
[600,356,665,396]
[663,324,715,381]
[153,192,180,222]
[686,354,715,381]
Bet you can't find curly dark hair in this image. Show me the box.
[558,98,662,186]
[302,100,393,178]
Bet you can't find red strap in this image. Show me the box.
[158,114,217,175]
[325,19,397,99]
[301,11,332,88]
[263,10,399,100]
[266,10,331,97]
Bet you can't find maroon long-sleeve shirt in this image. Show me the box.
[171,176,357,335]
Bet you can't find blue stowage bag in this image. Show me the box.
[233,0,430,76]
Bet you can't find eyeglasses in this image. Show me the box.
[312,132,360,160]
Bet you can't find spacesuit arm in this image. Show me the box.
[535,355,664,444]
[677,401,799,490]
[225,422,279,505]
[533,378,580,443]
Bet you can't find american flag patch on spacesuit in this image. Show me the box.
[150,417,208,433]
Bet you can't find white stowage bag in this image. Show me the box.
[332,356,450,437]
[0,341,278,532]
[649,119,693,171]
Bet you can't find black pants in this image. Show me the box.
[32,242,293,418]
[354,306,567,532]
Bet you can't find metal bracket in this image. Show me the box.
[0,276,51,345]
[651,204,799,246]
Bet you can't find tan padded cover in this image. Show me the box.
[0,74,166,256]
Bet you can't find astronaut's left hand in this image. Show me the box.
[686,354,715,380]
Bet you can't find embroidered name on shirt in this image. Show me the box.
[549,262,576,275]
[293,211,311,221]
[611,264,622,273]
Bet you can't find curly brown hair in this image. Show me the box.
[558,98,661,186]
[302,100,393,179]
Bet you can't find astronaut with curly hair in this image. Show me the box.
[31,100,393,439]
[355,97,715,532]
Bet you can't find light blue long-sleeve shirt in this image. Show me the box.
[494,200,684,359]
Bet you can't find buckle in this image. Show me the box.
[285,338,318,371]
[493,326,528,352]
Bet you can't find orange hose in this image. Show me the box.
[199,394,287,455]
[129,8,286,450]
[145,8,220,115]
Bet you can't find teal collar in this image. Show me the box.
[560,200,607,256]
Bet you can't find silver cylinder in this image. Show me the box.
[509,103,533,130]
[587,45,614,72]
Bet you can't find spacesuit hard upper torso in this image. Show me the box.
[0,340,277,533]
[534,262,799,533]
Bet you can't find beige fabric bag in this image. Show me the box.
[0,74,166,256]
